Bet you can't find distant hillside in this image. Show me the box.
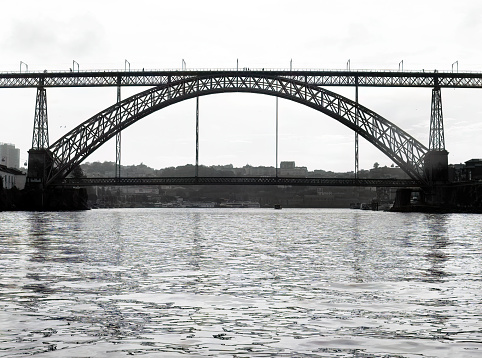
[80,161,409,179]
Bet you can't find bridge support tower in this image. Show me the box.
[423,85,449,205]
[27,85,52,188]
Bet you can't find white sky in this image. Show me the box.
[1,0,481,172]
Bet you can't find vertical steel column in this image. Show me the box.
[276,96,279,178]
[115,78,121,178]
[32,86,49,149]
[429,85,445,151]
[354,77,359,179]
[195,96,199,177]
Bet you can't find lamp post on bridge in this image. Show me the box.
[346,59,350,71]
[125,60,130,71]
[20,61,28,73]
[399,60,404,72]
[452,61,458,73]
[72,60,79,72]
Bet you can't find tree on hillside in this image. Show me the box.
[71,165,86,179]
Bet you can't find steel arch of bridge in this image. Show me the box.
[46,74,428,186]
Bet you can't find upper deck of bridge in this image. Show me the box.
[1,68,482,88]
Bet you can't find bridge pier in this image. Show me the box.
[424,150,449,183]
[27,84,51,188]
[20,86,88,210]
[424,82,449,206]
[25,149,53,208]
[24,149,88,210]
[423,149,449,205]
[392,82,451,211]
[26,149,53,187]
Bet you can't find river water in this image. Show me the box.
[0,208,481,357]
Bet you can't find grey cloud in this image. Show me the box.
[2,13,105,58]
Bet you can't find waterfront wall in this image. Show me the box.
[0,186,89,211]
[392,182,482,213]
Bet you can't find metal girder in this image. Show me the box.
[60,176,422,187]
[45,74,429,186]
[289,74,437,87]
[0,73,194,88]
[2,70,482,88]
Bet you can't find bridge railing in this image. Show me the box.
[1,67,479,75]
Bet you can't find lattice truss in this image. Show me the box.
[46,74,429,185]
[32,87,49,149]
[0,74,194,87]
[2,71,482,88]
[429,87,445,151]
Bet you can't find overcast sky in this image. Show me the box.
[1,0,481,172]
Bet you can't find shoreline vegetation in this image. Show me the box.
[1,162,481,212]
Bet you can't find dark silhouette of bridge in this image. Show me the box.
[62,176,422,188]
[3,67,479,207]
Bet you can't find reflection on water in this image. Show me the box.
[0,208,481,357]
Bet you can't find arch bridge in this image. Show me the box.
[0,68,469,187]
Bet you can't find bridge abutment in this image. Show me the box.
[423,150,449,206]
[22,149,89,210]
[392,150,450,211]
[26,149,53,188]
[420,82,450,207]
[424,150,449,184]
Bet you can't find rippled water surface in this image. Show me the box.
[0,208,481,357]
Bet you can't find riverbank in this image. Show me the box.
[390,182,482,213]
[2,182,482,213]
[0,186,89,211]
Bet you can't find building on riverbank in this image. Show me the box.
[0,143,20,169]
[0,165,26,189]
